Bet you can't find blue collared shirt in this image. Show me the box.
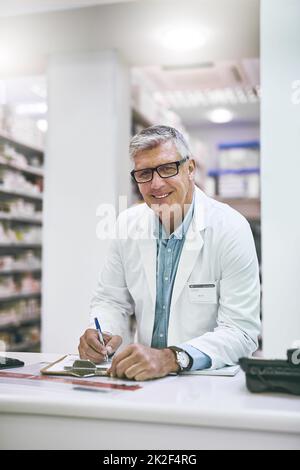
[151,195,211,371]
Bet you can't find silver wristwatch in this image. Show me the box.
[168,346,192,371]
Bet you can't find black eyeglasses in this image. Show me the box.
[131,157,189,184]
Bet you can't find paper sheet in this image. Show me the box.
[181,365,240,376]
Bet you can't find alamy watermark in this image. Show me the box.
[95,195,197,242]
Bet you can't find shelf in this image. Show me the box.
[215,197,260,221]
[0,292,41,303]
[208,168,260,176]
[0,316,41,332]
[218,140,260,150]
[0,130,43,156]
[0,213,42,225]
[0,268,41,276]
[9,340,40,352]
[0,132,43,355]
[0,156,44,177]
[0,244,41,252]
[0,187,43,202]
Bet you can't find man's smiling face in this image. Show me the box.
[133,140,195,228]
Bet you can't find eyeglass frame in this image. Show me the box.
[130,156,190,184]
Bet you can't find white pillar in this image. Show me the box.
[261,0,300,357]
[42,51,130,353]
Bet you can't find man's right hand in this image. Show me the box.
[78,329,122,364]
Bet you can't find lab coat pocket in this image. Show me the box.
[188,282,217,304]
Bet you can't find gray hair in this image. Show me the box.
[129,125,192,160]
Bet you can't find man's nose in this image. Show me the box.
[150,170,164,189]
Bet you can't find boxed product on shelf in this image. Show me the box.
[19,274,41,294]
[0,323,40,351]
[0,223,42,244]
[0,255,14,271]
[17,324,41,345]
[218,172,260,198]
[0,143,27,168]
[0,199,41,219]
[0,276,16,297]
[219,147,259,170]
[19,298,41,320]
[218,142,260,170]
[15,251,41,270]
[0,309,16,327]
[0,168,42,194]
[0,299,41,331]
[4,113,44,151]
[0,251,41,271]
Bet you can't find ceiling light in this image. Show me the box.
[161,27,208,51]
[15,102,47,115]
[207,108,233,124]
[36,119,48,133]
[31,84,47,99]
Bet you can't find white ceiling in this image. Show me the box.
[0,0,138,17]
[0,0,259,72]
[0,0,260,127]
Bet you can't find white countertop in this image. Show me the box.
[1,352,300,435]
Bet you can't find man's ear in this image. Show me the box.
[188,159,196,180]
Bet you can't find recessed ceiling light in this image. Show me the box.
[15,102,47,115]
[208,108,233,124]
[161,27,208,51]
[31,84,47,99]
[36,119,48,133]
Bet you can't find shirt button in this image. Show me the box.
[167,249,171,253]
[164,277,168,281]
[163,305,166,309]
[160,334,164,338]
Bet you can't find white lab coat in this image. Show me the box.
[90,187,261,369]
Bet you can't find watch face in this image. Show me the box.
[178,351,190,369]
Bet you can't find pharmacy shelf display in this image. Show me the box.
[208,140,262,338]
[207,141,261,221]
[0,132,43,353]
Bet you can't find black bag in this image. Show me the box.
[239,349,300,396]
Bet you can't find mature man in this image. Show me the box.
[79,125,260,381]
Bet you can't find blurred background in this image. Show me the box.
[0,0,298,357]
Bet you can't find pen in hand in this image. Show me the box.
[94,317,108,362]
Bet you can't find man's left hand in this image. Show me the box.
[107,344,179,381]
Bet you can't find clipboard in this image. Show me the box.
[41,354,111,378]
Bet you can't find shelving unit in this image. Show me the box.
[0,132,43,353]
[209,141,262,332]
[207,141,261,221]
[0,315,41,332]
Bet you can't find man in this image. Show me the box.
[79,125,261,381]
